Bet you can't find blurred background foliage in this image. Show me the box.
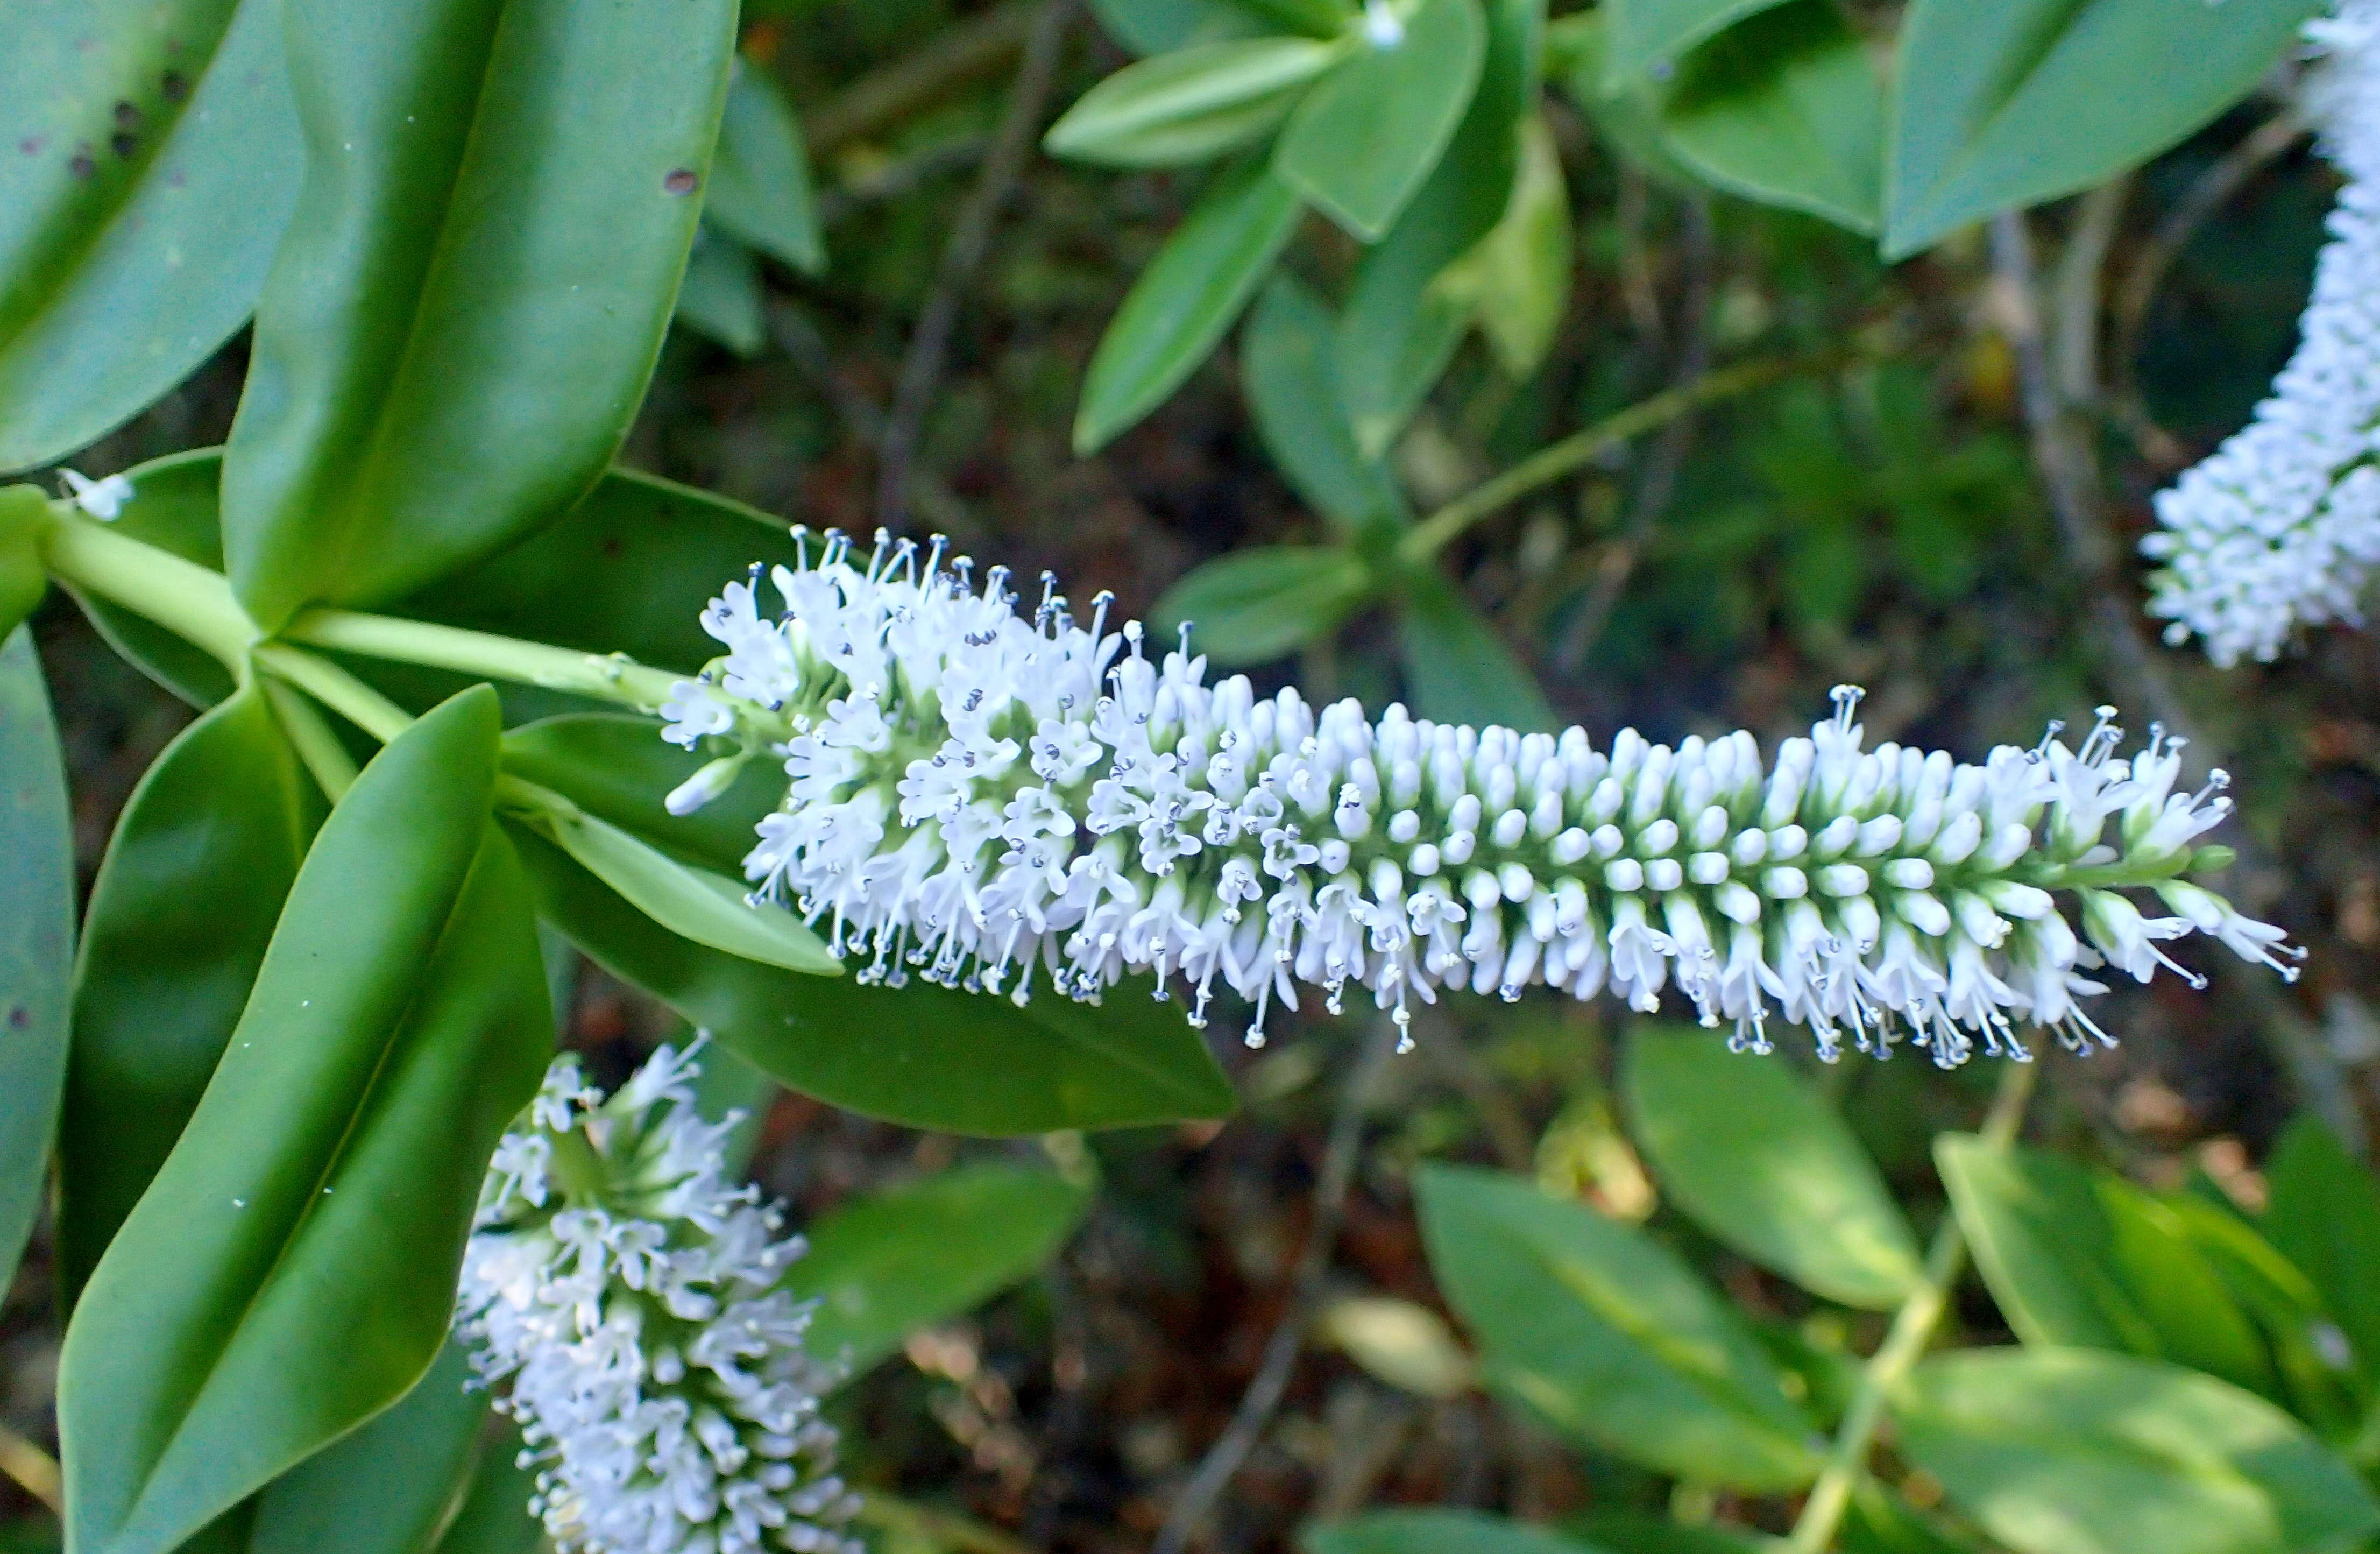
[9,0,2380,1551]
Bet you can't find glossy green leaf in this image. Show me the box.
[1415,1164,1821,1489]
[426,1424,542,1554]
[1334,0,1538,456]
[789,1164,1095,1379]
[1603,0,1795,81]
[1153,546,1374,665]
[507,782,839,976]
[1088,0,1265,55]
[0,627,73,1297]
[1659,0,1883,235]
[1885,0,2320,258]
[676,228,768,357]
[1936,1135,2277,1400]
[55,686,323,1299]
[1274,0,1486,240]
[2262,1113,2380,1389]
[220,0,738,630]
[500,714,775,878]
[1074,158,1304,454]
[0,0,300,474]
[0,487,50,643]
[1897,1348,2380,1554]
[1046,37,1342,167]
[1241,276,1408,534]
[246,1343,485,1554]
[1436,114,1572,380]
[1303,1509,1611,1554]
[1622,1028,1922,1309]
[707,63,825,276]
[507,822,1236,1136]
[1546,12,1700,189]
[1395,568,1553,731]
[58,687,552,1554]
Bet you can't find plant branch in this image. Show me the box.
[1784,1057,2038,1553]
[284,608,680,711]
[258,674,360,800]
[41,509,257,670]
[250,643,414,744]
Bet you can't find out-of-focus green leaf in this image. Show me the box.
[689,1038,777,1179]
[0,627,73,1297]
[0,0,300,474]
[1415,1164,1821,1489]
[1622,1028,1922,1310]
[789,1164,1095,1380]
[1840,1479,1992,1554]
[2162,1192,2368,1445]
[1562,1515,1765,1554]
[1274,0,1486,239]
[1046,38,1342,167]
[1242,276,1408,534]
[1153,546,1373,665]
[1303,1510,1612,1554]
[1546,12,1699,188]
[58,688,551,1554]
[246,1343,485,1554]
[2262,1113,2380,1390]
[1937,1136,2278,1401]
[1658,0,1882,235]
[55,687,323,1301]
[221,0,736,630]
[1436,113,1573,380]
[0,488,46,644]
[1395,568,1553,731]
[425,1423,541,1554]
[1897,1347,2380,1554]
[507,823,1236,1137]
[1885,0,2320,258]
[1074,158,1304,454]
[1602,0,1795,82]
[676,228,768,357]
[707,63,825,276]
[1333,0,1538,455]
[1088,0,1265,54]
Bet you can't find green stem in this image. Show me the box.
[1396,353,1839,567]
[257,675,361,800]
[250,643,415,745]
[41,508,258,670]
[285,608,681,712]
[1783,1056,2039,1554]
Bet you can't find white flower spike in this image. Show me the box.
[665,530,2297,1066]
[456,1044,861,1554]
[2142,0,2380,665]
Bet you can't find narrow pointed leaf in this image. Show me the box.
[1152,545,1375,665]
[247,1343,486,1554]
[56,686,323,1299]
[221,0,738,629]
[1273,0,1487,239]
[1045,38,1340,167]
[1241,277,1408,533]
[0,0,301,473]
[0,627,74,1297]
[707,66,825,276]
[59,687,552,1554]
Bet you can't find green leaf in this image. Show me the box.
[1897,1347,2380,1554]
[1153,546,1374,666]
[1303,1509,1611,1554]
[505,782,840,976]
[1395,568,1553,732]
[1274,0,1487,239]
[707,63,825,276]
[2262,1113,2380,1390]
[506,822,1237,1136]
[55,687,324,1301]
[0,627,73,1298]
[58,687,553,1554]
[1415,1164,1821,1489]
[219,0,738,630]
[2161,1192,2369,1443]
[789,1164,1095,1379]
[499,713,776,878]
[1241,276,1409,534]
[1088,0,1265,55]
[246,1343,485,1554]
[1546,12,1701,189]
[1936,1136,2278,1400]
[0,0,301,474]
[1621,1027,1923,1309]
[1603,0,1796,81]
[61,450,236,708]
[1563,1514,1765,1554]
[426,1423,542,1554]
[1074,158,1304,454]
[1658,0,1883,235]
[1045,37,1342,167]
[1885,0,2321,259]
[676,228,768,358]
[1333,0,1538,456]
[0,488,46,642]
[1436,113,1573,381]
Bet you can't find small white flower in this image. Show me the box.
[59,468,133,520]
[663,532,2297,1066]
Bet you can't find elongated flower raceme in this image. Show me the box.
[2141,1,2380,665]
[455,1046,861,1554]
[663,530,2298,1065]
